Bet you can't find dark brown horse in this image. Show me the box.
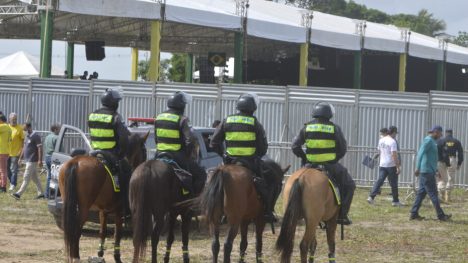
[59,132,148,263]
[200,159,289,263]
[276,168,340,263]
[130,142,201,263]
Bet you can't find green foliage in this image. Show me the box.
[137,60,150,81]
[452,31,468,47]
[286,0,446,37]
[137,58,171,82]
[167,54,187,82]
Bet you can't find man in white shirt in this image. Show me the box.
[368,126,402,206]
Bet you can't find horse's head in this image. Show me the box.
[127,131,149,169]
[263,158,290,184]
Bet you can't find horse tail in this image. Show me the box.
[62,161,80,258]
[130,162,152,262]
[276,178,303,263]
[200,167,225,224]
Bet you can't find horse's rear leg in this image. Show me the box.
[98,211,107,258]
[255,219,266,263]
[325,219,338,263]
[210,223,220,263]
[113,211,124,263]
[308,237,317,263]
[151,215,164,263]
[181,212,192,263]
[239,221,249,263]
[223,224,239,263]
[164,213,177,263]
[300,222,317,263]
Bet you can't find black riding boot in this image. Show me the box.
[253,177,276,223]
[118,160,131,218]
[337,182,355,225]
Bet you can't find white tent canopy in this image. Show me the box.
[0,51,64,77]
[57,0,468,65]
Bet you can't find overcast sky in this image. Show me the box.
[1,0,465,81]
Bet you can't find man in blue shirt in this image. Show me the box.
[410,126,451,221]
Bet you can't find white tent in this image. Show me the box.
[0,51,64,77]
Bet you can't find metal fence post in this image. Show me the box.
[427,91,432,130]
[27,78,33,123]
[282,85,290,142]
[152,82,157,117]
[87,80,94,129]
[215,82,222,122]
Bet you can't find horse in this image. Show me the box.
[275,168,340,263]
[59,132,149,263]
[200,159,290,263]
[130,142,202,263]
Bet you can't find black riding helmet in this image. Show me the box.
[101,88,122,110]
[167,91,191,111]
[236,93,258,113]
[312,101,334,120]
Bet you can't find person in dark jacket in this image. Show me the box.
[291,101,356,225]
[210,93,276,222]
[88,88,131,215]
[437,129,464,202]
[154,91,207,196]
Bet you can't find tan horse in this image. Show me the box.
[200,159,290,263]
[276,168,340,263]
[59,133,148,263]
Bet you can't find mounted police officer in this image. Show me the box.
[291,101,356,225]
[210,93,276,222]
[88,88,131,215]
[154,91,207,195]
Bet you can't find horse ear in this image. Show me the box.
[142,130,150,143]
[282,165,291,174]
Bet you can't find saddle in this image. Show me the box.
[304,164,341,205]
[156,156,193,196]
[89,150,121,192]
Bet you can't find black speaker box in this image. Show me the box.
[85,41,106,61]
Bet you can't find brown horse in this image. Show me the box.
[59,132,148,263]
[276,168,340,263]
[200,159,290,263]
[130,143,202,263]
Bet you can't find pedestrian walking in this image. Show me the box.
[43,123,60,198]
[7,112,24,191]
[367,125,402,206]
[410,126,451,221]
[437,129,463,202]
[11,123,45,200]
[0,114,11,192]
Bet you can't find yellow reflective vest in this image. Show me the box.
[224,115,257,157]
[88,111,117,150]
[155,112,182,152]
[305,123,337,163]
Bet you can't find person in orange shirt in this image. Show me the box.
[7,113,24,191]
[0,114,12,192]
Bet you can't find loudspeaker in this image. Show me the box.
[85,41,105,61]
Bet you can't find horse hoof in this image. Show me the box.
[114,254,122,263]
[97,251,104,258]
[88,256,106,263]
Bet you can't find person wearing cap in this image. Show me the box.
[410,126,451,221]
[368,125,402,206]
[437,129,463,202]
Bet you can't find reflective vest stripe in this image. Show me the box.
[90,128,115,138]
[91,141,116,150]
[226,147,256,156]
[155,113,182,152]
[226,116,255,125]
[306,153,337,163]
[306,139,336,149]
[306,124,335,133]
[157,128,180,139]
[89,113,113,123]
[226,131,256,141]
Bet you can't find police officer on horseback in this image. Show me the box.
[210,93,276,223]
[88,88,131,215]
[291,101,356,225]
[154,91,207,195]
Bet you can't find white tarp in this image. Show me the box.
[311,11,361,50]
[364,22,405,53]
[0,51,64,77]
[447,44,468,65]
[409,32,444,61]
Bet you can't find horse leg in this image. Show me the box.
[181,212,192,263]
[308,237,317,263]
[223,224,239,263]
[164,213,177,263]
[255,219,266,263]
[151,215,164,263]
[239,221,248,263]
[70,208,89,262]
[300,221,317,263]
[113,211,124,263]
[211,223,220,263]
[98,211,107,258]
[326,219,338,263]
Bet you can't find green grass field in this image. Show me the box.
[0,173,467,262]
